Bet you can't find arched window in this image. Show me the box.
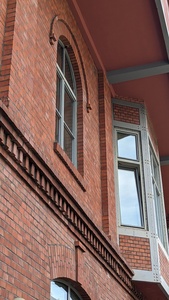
[50,281,81,300]
[56,40,77,166]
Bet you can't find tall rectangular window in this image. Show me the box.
[150,146,168,250]
[56,40,77,166]
[117,131,144,228]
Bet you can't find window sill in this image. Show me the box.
[54,142,86,192]
[118,226,148,238]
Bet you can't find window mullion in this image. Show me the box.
[64,122,74,138]
[58,67,76,100]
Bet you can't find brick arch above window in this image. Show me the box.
[49,15,91,112]
[58,35,83,107]
[51,278,91,300]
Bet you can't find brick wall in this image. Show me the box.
[0,0,17,103]
[119,235,152,271]
[159,245,169,286]
[1,0,158,299]
[0,0,111,229]
[98,71,117,241]
[0,0,7,65]
[0,0,140,299]
[113,103,140,125]
[147,113,159,157]
[1,159,138,300]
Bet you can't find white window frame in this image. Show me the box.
[115,129,145,228]
[149,143,169,251]
[56,40,77,166]
[113,98,169,268]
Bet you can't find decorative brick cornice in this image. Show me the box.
[0,96,10,107]
[0,106,144,300]
[53,142,86,191]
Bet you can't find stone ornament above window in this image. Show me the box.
[49,15,59,45]
[49,15,92,113]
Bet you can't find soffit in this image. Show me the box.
[67,0,169,215]
[67,0,169,155]
[134,281,168,300]
[67,0,167,70]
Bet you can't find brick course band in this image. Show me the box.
[113,103,140,125]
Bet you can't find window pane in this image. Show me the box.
[153,158,159,185]
[118,168,142,227]
[55,112,61,142]
[64,127,72,160]
[56,75,61,112]
[65,54,74,91]
[153,185,167,249]
[117,133,137,160]
[50,281,68,300]
[57,42,63,71]
[56,39,77,165]
[64,89,73,131]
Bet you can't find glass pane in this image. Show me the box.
[64,89,73,131]
[64,127,72,160]
[117,133,137,160]
[50,281,68,300]
[65,54,74,91]
[70,289,80,300]
[153,184,166,248]
[150,148,160,187]
[153,158,159,185]
[118,168,142,227]
[57,42,63,71]
[56,75,61,112]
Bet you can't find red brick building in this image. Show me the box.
[1,0,169,299]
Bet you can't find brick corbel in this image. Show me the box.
[0,96,10,107]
